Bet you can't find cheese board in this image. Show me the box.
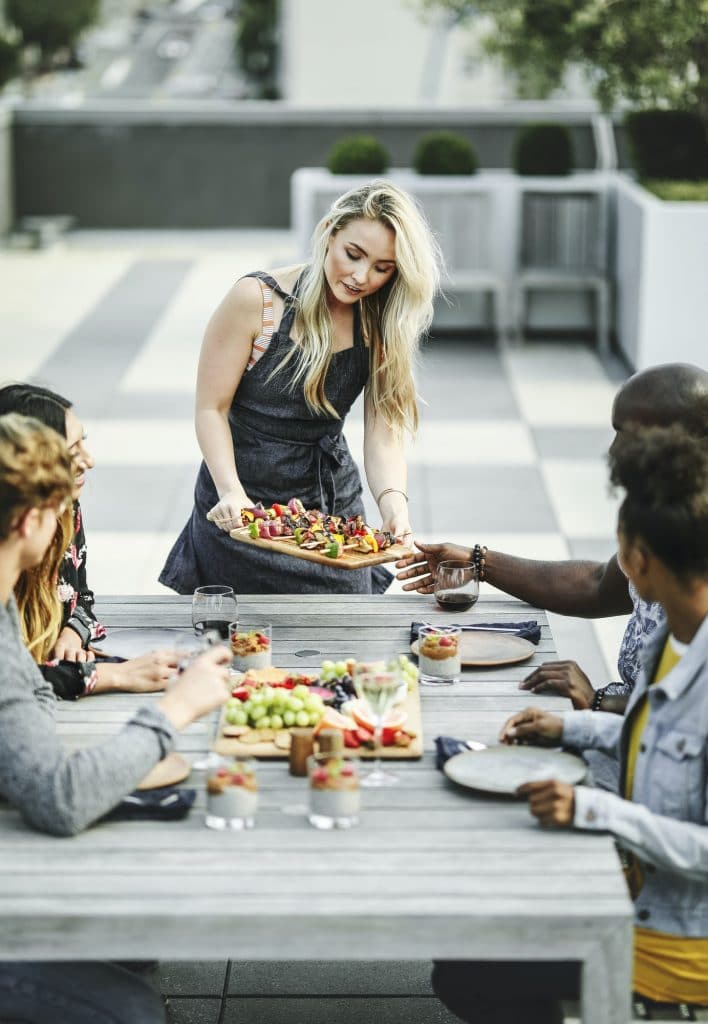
[213,678,424,760]
[229,526,410,570]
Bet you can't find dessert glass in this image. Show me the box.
[308,753,360,830]
[230,623,272,672]
[205,757,258,830]
[418,625,462,686]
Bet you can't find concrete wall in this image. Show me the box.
[0,104,13,235]
[13,102,605,228]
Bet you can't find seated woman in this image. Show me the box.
[0,383,177,697]
[434,423,708,1022]
[0,411,231,1021]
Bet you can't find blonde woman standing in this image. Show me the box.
[161,181,441,594]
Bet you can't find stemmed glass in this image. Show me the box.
[353,662,400,788]
[191,585,238,640]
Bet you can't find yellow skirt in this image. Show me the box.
[634,927,708,1003]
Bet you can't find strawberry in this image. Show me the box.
[344,730,361,748]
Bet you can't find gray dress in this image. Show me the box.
[160,271,374,595]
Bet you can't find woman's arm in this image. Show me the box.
[194,277,264,531]
[363,397,412,542]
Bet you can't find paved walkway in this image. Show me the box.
[0,229,656,1023]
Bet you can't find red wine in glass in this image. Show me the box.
[435,589,478,612]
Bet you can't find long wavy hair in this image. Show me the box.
[0,412,74,662]
[273,181,442,435]
[15,506,74,663]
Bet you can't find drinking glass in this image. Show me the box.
[205,757,258,830]
[177,629,230,771]
[434,560,479,612]
[191,585,238,640]
[307,752,360,830]
[353,663,400,787]
[418,625,462,686]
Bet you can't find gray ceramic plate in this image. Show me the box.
[411,631,535,667]
[444,745,587,795]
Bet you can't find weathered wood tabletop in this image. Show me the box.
[0,594,633,1024]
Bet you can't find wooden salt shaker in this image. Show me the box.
[289,728,314,776]
[317,729,344,755]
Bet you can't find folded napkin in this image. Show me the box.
[435,735,485,770]
[411,620,541,646]
[102,786,196,823]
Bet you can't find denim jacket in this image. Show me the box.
[562,613,708,937]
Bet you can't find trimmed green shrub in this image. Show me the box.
[413,132,478,175]
[513,122,574,176]
[642,180,708,202]
[326,136,389,175]
[625,110,708,181]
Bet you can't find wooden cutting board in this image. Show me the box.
[228,526,410,570]
[213,682,423,760]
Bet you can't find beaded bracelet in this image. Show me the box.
[376,487,408,506]
[471,543,488,582]
[591,687,606,712]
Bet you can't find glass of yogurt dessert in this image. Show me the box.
[230,623,272,672]
[307,753,360,830]
[417,625,462,686]
[205,757,258,830]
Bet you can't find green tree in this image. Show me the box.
[235,0,280,99]
[417,0,708,119]
[5,0,100,65]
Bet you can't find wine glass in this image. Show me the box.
[191,585,238,640]
[353,662,400,787]
[434,560,479,612]
[179,624,232,772]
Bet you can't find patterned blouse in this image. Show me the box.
[607,581,665,698]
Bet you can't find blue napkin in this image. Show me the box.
[435,735,478,770]
[102,786,196,823]
[411,620,541,646]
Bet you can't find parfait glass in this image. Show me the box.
[353,662,400,788]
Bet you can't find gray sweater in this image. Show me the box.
[0,597,176,836]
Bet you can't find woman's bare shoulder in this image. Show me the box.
[267,264,307,295]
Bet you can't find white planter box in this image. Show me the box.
[613,173,708,369]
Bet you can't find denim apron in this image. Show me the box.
[160,272,374,594]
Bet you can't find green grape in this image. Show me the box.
[282,709,296,727]
[320,659,335,675]
[295,710,310,727]
[226,697,241,710]
[307,710,321,726]
[334,660,347,676]
[292,684,310,700]
[261,686,275,703]
[287,696,304,712]
[226,707,242,725]
[271,688,287,707]
[249,691,265,706]
[258,715,271,729]
[250,704,267,722]
[270,714,284,730]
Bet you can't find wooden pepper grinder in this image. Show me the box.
[289,727,314,777]
[317,729,344,755]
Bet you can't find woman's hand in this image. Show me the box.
[158,646,232,731]
[499,706,564,746]
[395,541,472,593]
[95,650,179,694]
[519,661,595,710]
[207,487,253,533]
[381,513,414,548]
[53,627,92,662]
[517,780,575,827]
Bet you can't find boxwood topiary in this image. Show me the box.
[326,136,390,175]
[624,110,708,181]
[413,132,478,175]
[513,123,574,176]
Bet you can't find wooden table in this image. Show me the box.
[0,594,632,1024]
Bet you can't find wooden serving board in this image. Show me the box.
[228,526,410,570]
[213,682,423,760]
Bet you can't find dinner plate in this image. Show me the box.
[411,631,535,667]
[443,746,587,795]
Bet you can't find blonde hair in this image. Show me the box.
[15,508,73,663]
[0,412,75,662]
[0,413,73,539]
[274,181,442,435]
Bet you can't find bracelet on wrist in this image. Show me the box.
[470,543,488,582]
[591,687,606,712]
[376,487,408,507]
